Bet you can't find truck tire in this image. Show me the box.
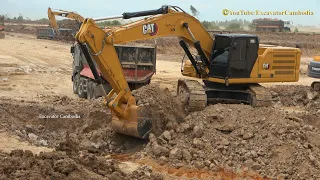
[73,74,80,94]
[78,77,87,98]
[87,80,94,99]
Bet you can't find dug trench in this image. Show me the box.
[0,84,319,179]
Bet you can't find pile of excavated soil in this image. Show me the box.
[0,84,186,154]
[0,149,163,180]
[0,85,184,179]
[270,85,320,111]
[143,103,320,179]
[4,24,42,35]
[270,85,320,130]
[0,96,130,154]
[0,83,186,156]
[132,84,186,136]
[1,84,319,179]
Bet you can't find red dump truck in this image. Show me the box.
[252,18,292,32]
[71,42,156,99]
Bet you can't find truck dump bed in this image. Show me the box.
[72,42,156,97]
[36,28,55,39]
[115,44,156,84]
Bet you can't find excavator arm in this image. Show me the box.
[75,5,214,138]
[48,7,84,34]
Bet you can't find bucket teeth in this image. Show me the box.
[111,106,152,139]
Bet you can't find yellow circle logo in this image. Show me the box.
[222,9,229,16]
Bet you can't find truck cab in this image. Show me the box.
[283,20,293,32]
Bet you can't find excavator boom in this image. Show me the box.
[75,5,214,138]
[48,7,84,34]
[76,19,154,138]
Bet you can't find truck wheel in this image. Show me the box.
[78,77,87,98]
[87,80,94,99]
[73,74,80,94]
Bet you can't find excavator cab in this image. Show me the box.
[209,34,259,79]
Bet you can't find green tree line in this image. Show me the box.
[189,5,252,31]
[2,13,123,27]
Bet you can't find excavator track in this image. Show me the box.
[177,79,207,112]
[248,84,273,107]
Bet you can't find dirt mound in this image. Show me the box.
[270,85,320,130]
[0,149,163,180]
[1,84,319,179]
[0,84,186,155]
[0,97,138,155]
[144,104,320,179]
[4,24,42,35]
[270,85,319,110]
[132,84,186,136]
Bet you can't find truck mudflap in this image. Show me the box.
[80,65,101,80]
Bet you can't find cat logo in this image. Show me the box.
[263,63,270,69]
[59,13,68,17]
[142,23,158,36]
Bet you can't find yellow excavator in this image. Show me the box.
[74,5,301,139]
[47,7,84,35]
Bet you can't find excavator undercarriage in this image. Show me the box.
[177,79,273,112]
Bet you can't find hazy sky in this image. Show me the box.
[1,0,319,26]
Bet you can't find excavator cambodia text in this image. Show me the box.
[75,5,301,139]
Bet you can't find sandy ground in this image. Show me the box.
[1,33,316,101]
[0,32,319,179]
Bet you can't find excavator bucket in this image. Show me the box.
[76,42,152,139]
[110,104,152,139]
